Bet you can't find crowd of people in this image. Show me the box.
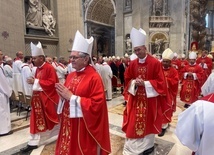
[0,27,214,155]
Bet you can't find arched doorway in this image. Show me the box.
[84,0,116,57]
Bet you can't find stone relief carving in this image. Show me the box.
[124,0,132,12]
[26,0,43,27]
[155,0,163,9]
[125,34,132,53]
[154,38,165,53]
[42,10,56,36]
[26,0,56,36]
[125,0,131,7]
[84,0,91,11]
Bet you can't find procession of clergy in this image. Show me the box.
[1,38,214,155]
[1,44,214,133]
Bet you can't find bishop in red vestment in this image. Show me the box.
[158,48,179,137]
[20,42,59,153]
[196,49,213,85]
[55,31,111,155]
[180,52,204,106]
[30,62,59,134]
[122,27,168,155]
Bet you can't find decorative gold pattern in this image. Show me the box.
[58,105,71,155]
[184,81,193,102]
[135,66,147,136]
[58,74,83,154]
[32,93,46,132]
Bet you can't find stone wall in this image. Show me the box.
[56,0,84,58]
[0,0,191,59]
[0,0,84,60]
[168,0,186,54]
[0,0,25,58]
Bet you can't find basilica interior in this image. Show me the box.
[0,0,214,155]
[0,0,214,58]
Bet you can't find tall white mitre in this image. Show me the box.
[181,53,186,59]
[130,27,147,48]
[72,30,94,56]
[189,51,197,59]
[162,48,174,60]
[30,42,45,56]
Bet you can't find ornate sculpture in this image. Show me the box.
[84,0,91,11]
[190,0,208,49]
[125,0,131,7]
[125,37,132,50]
[155,0,163,10]
[26,0,56,36]
[42,10,56,36]
[26,0,43,27]
[154,38,165,54]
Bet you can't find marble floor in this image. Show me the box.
[0,93,192,155]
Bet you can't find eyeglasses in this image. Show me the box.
[69,56,84,60]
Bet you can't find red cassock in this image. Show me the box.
[162,66,179,116]
[55,65,111,155]
[30,62,59,134]
[180,63,204,104]
[123,55,167,138]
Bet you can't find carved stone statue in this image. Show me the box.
[26,0,43,27]
[26,0,57,36]
[125,0,131,7]
[42,10,56,36]
[155,38,165,53]
[125,37,132,50]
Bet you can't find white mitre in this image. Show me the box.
[72,30,94,56]
[181,53,186,58]
[207,54,213,59]
[130,27,146,48]
[162,48,174,60]
[30,42,45,56]
[124,53,129,58]
[189,51,197,59]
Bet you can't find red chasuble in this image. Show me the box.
[179,59,189,80]
[123,54,167,138]
[180,63,204,104]
[162,66,179,121]
[196,56,213,85]
[55,65,111,155]
[30,62,59,134]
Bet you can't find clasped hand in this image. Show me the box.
[55,83,72,100]
[27,77,34,84]
[135,76,144,86]
[187,72,193,76]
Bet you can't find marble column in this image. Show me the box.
[115,0,124,57]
